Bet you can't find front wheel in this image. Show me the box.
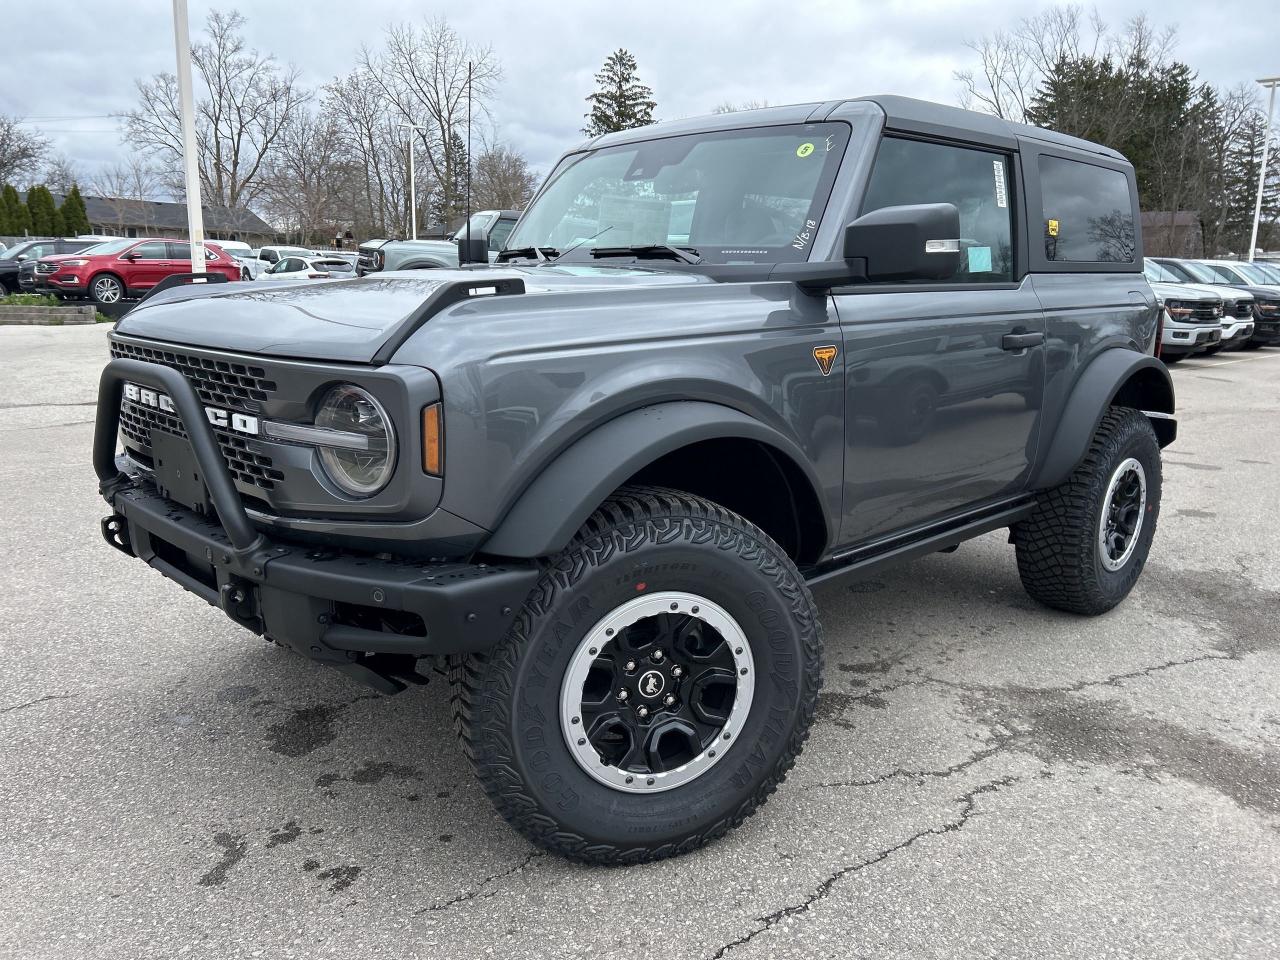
[90,274,124,305]
[1013,407,1161,615]
[451,487,823,864]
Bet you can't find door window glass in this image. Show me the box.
[1038,156,1136,263]
[862,137,1014,282]
[130,241,168,260]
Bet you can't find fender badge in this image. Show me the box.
[812,345,838,376]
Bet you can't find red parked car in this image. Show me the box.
[43,238,240,305]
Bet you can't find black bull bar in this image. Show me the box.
[94,357,536,692]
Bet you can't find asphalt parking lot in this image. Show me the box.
[2,325,1278,960]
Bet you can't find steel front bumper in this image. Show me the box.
[95,358,536,687]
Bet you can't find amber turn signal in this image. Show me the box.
[422,403,443,476]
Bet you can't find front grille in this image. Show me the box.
[119,398,285,489]
[1232,300,1253,318]
[1186,302,1221,324]
[110,340,277,410]
[36,262,56,274]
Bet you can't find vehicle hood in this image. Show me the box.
[112,265,712,363]
[1147,280,1219,303]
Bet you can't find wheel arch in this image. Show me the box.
[479,401,831,564]
[1032,349,1175,490]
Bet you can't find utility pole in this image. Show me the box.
[400,122,431,240]
[465,60,473,254]
[171,0,205,274]
[1247,76,1279,263]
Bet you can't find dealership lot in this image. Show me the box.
[1,325,1278,959]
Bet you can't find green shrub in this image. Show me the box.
[0,293,61,307]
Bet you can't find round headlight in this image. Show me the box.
[315,384,396,497]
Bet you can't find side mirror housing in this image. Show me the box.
[15,254,27,262]
[844,203,961,282]
[457,236,488,265]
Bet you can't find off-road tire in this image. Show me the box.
[1012,407,1161,615]
[450,486,823,864]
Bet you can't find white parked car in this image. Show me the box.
[260,255,356,281]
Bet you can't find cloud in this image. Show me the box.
[3,0,1272,187]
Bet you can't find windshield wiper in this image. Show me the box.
[590,244,703,265]
[495,246,559,263]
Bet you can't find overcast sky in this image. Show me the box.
[2,0,1275,191]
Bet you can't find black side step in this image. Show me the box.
[803,498,1036,587]
[371,276,526,364]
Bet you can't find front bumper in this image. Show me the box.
[1251,316,1280,344]
[1161,320,1220,355]
[95,357,537,690]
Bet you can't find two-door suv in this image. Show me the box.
[95,96,1174,863]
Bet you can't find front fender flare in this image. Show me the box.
[1032,349,1175,490]
[480,401,826,559]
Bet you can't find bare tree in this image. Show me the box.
[359,17,500,225]
[323,68,412,239]
[0,114,51,186]
[472,144,539,210]
[42,154,81,195]
[121,11,306,210]
[711,99,772,115]
[91,156,164,234]
[259,106,346,245]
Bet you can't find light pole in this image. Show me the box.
[1247,76,1280,262]
[399,122,431,240]
[172,0,205,273]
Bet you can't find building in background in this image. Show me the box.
[14,192,274,244]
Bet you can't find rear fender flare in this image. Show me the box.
[1032,349,1175,490]
[480,401,828,558]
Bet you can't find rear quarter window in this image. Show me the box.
[1038,155,1136,263]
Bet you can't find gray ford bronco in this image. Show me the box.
[95,95,1174,864]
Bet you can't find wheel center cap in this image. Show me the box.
[638,670,666,698]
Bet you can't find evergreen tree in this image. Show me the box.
[59,184,91,235]
[26,184,59,236]
[2,183,31,236]
[0,184,13,234]
[583,49,656,136]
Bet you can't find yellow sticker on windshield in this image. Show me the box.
[796,142,815,158]
[1047,218,1060,237]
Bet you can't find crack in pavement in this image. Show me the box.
[416,851,544,914]
[0,693,76,715]
[708,776,1021,959]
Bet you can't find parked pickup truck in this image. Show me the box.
[356,210,521,275]
[94,95,1173,864]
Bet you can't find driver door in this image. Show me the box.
[835,136,1046,545]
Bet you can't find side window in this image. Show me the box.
[131,241,168,260]
[1038,156,1135,263]
[169,242,191,260]
[260,250,278,263]
[862,137,1014,283]
[488,218,517,252]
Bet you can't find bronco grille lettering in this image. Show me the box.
[123,381,260,436]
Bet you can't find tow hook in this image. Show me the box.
[100,514,133,556]
[219,578,260,630]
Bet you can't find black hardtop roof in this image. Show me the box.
[581,94,1128,164]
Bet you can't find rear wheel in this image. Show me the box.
[451,487,823,864]
[1013,408,1161,615]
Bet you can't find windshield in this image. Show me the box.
[80,238,135,257]
[506,122,851,264]
[1175,260,1222,284]
[1231,262,1276,285]
[1253,262,1280,284]
[1143,259,1180,282]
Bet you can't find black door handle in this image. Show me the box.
[1002,331,1044,351]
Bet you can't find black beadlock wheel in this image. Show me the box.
[450,486,823,864]
[1012,407,1161,615]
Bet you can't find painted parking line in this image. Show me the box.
[1193,351,1280,368]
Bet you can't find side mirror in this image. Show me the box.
[843,203,961,282]
[15,255,27,262]
[457,236,488,265]
[123,252,138,261]
[770,202,962,290]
